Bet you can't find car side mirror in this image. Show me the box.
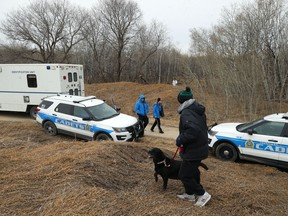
[247,128,254,135]
[116,108,121,112]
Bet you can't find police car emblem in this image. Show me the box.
[86,124,90,131]
[245,140,254,148]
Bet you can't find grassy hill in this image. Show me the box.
[85,82,288,125]
[1,82,287,215]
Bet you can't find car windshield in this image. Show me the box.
[87,103,119,120]
[237,118,264,132]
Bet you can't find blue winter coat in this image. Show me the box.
[134,94,149,116]
[152,103,162,118]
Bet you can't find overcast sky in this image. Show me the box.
[0,0,252,53]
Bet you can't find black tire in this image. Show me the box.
[215,143,238,162]
[43,121,58,136]
[94,133,112,141]
[29,106,37,119]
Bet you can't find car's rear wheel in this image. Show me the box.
[94,133,112,141]
[215,143,238,161]
[43,121,58,136]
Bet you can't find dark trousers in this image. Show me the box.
[178,160,205,196]
[138,114,149,136]
[151,118,163,132]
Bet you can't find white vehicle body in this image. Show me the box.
[36,95,143,142]
[0,64,85,117]
[208,113,288,169]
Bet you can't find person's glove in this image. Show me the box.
[176,137,182,147]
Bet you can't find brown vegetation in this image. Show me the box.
[1,82,288,215]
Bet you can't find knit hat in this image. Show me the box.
[177,86,193,103]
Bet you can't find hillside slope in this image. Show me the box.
[1,120,287,215]
[85,82,288,125]
[1,82,288,215]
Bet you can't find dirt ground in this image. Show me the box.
[1,82,288,216]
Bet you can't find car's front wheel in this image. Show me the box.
[94,133,112,141]
[43,121,58,136]
[215,143,238,161]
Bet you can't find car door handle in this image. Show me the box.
[72,119,78,121]
[52,114,57,116]
[268,139,278,142]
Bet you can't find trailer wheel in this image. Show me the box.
[43,121,58,136]
[29,106,37,119]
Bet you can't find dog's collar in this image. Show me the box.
[157,159,170,167]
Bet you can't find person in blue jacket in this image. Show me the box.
[150,98,164,133]
[134,94,149,136]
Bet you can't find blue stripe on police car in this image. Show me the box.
[216,135,288,155]
[38,113,113,134]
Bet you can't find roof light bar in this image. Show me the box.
[73,96,96,103]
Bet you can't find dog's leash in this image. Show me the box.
[171,147,209,171]
[172,147,179,160]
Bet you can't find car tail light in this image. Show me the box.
[208,130,218,136]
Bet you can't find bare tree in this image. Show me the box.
[84,0,168,83]
[129,21,166,82]
[0,0,88,63]
[83,10,112,82]
[97,0,142,81]
[190,0,288,117]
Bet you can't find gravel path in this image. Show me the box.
[145,124,178,140]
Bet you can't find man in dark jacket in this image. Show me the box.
[175,86,211,207]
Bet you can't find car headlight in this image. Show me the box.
[208,130,218,136]
[113,127,127,132]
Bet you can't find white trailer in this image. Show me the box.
[0,64,85,118]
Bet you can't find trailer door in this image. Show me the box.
[61,65,84,96]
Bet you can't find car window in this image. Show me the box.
[237,118,263,132]
[253,121,285,137]
[38,100,53,109]
[73,106,90,119]
[283,125,288,137]
[87,103,119,120]
[55,103,73,115]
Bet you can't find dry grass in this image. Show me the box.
[1,82,288,215]
[85,82,288,125]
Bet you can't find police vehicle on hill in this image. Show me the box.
[36,95,143,142]
[208,113,288,169]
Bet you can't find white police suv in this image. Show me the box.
[208,113,288,169]
[36,95,143,141]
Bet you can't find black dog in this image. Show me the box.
[148,147,208,190]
